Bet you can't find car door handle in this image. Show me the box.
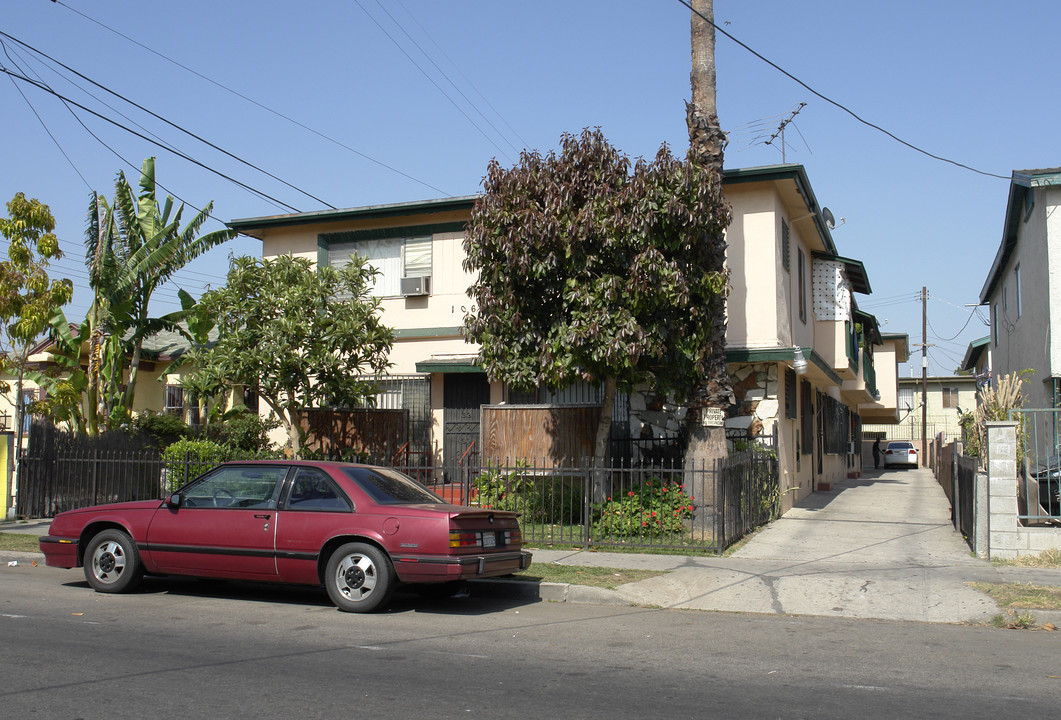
[254,514,271,519]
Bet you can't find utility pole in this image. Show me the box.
[921,286,929,462]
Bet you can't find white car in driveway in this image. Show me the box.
[882,441,918,468]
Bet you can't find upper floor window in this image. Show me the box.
[1014,264,1022,319]
[941,387,960,408]
[992,303,999,346]
[330,236,432,297]
[797,248,807,324]
[781,220,791,273]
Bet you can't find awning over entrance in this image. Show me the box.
[414,354,483,374]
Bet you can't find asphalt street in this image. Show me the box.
[2,564,1060,719]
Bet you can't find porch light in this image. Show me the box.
[792,347,808,375]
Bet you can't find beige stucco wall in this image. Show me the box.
[725,186,782,348]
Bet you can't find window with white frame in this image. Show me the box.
[329,235,432,297]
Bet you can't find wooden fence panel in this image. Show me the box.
[480,404,600,464]
[300,409,409,461]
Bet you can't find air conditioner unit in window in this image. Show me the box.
[400,275,431,296]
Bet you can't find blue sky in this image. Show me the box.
[2,0,1058,378]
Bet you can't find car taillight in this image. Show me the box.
[504,529,522,545]
[911,449,917,454]
[449,531,482,548]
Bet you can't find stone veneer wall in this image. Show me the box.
[627,363,780,456]
[725,363,780,444]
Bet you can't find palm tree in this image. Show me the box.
[685,0,734,469]
[85,157,236,427]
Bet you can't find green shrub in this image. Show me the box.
[161,438,227,491]
[473,464,583,525]
[592,477,694,539]
[132,411,190,449]
[212,410,280,453]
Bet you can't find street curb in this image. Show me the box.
[469,578,629,606]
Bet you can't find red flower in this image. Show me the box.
[628,491,636,497]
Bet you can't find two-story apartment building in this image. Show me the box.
[979,168,1061,413]
[228,163,899,509]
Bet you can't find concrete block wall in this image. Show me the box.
[985,421,1061,559]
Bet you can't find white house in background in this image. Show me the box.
[979,168,1061,412]
[228,163,901,510]
[959,336,991,388]
[863,374,978,449]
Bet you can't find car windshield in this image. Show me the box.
[889,442,914,450]
[341,467,444,505]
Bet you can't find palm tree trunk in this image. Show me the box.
[685,0,732,485]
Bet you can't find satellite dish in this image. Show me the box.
[822,207,836,230]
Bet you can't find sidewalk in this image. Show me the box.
[7,469,1061,624]
[511,467,1061,624]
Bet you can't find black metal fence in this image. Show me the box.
[17,447,780,553]
[955,455,979,550]
[1011,409,1061,523]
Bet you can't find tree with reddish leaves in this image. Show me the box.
[464,127,729,471]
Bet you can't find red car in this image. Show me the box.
[40,460,531,612]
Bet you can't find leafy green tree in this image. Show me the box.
[0,193,73,438]
[84,157,236,428]
[197,254,394,456]
[463,128,729,468]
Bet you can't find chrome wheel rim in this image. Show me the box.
[91,540,128,585]
[334,553,377,603]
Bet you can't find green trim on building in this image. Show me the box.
[726,346,843,385]
[316,234,328,268]
[228,196,477,232]
[319,221,466,246]
[393,326,463,339]
[414,361,483,374]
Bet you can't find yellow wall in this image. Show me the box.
[1,432,12,519]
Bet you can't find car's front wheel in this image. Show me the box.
[84,529,143,593]
[324,542,394,613]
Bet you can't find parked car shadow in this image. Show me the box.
[60,575,539,615]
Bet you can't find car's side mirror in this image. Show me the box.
[166,493,182,508]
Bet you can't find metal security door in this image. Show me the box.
[443,374,490,470]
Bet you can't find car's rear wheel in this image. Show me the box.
[324,542,394,613]
[84,529,143,593]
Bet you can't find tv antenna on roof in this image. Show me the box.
[765,102,807,163]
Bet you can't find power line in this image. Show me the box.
[0,66,303,214]
[0,49,92,191]
[676,0,1009,180]
[51,0,454,198]
[352,0,513,162]
[394,0,530,151]
[0,31,338,210]
[372,0,522,156]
